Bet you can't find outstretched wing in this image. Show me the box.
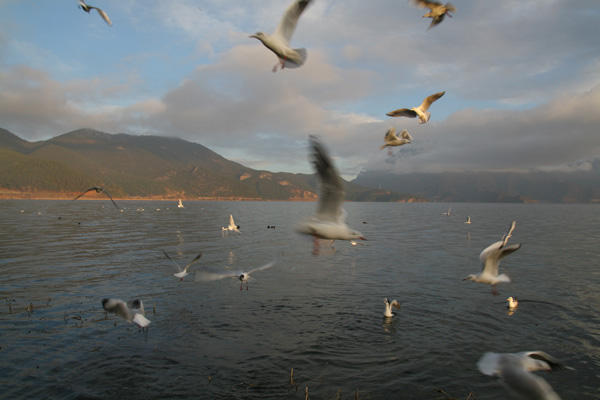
[273,0,313,45]
[501,220,516,247]
[72,187,96,201]
[310,136,346,223]
[102,298,131,322]
[90,6,112,26]
[386,108,418,118]
[399,129,413,141]
[194,270,238,282]
[100,189,120,209]
[248,252,284,274]
[183,253,204,273]
[409,0,442,11]
[524,351,571,371]
[419,91,445,111]
[163,250,182,272]
[383,127,397,142]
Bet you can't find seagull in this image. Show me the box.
[77,0,112,26]
[222,214,241,234]
[507,296,519,311]
[386,91,445,124]
[465,215,472,224]
[380,127,413,155]
[162,251,203,281]
[296,136,366,255]
[383,298,401,318]
[409,0,456,30]
[477,351,569,400]
[463,221,521,295]
[72,186,119,209]
[249,0,314,72]
[442,207,452,215]
[195,253,283,291]
[102,298,151,328]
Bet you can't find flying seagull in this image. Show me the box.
[463,221,521,295]
[249,0,314,72]
[442,207,452,215]
[102,298,151,328]
[163,251,203,281]
[478,351,570,400]
[72,186,119,210]
[409,0,456,29]
[222,214,241,234]
[386,91,445,124]
[383,298,401,318]
[77,0,112,26]
[465,215,472,224]
[380,127,413,155]
[195,253,283,291]
[296,136,366,255]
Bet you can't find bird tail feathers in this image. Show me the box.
[284,48,307,68]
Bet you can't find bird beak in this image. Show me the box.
[359,237,367,241]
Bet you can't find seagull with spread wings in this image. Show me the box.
[386,91,445,124]
[77,0,112,26]
[102,298,151,328]
[463,221,521,295]
[296,136,366,255]
[163,251,203,281]
[72,186,119,210]
[380,127,413,155]
[409,0,456,29]
[250,0,314,72]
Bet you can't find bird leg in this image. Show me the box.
[312,236,320,256]
[491,285,500,296]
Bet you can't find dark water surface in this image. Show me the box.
[0,200,599,399]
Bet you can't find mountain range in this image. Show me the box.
[0,128,419,202]
[352,160,600,203]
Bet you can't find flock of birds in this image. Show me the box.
[71,0,572,398]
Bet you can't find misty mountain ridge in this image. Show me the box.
[0,127,418,202]
[353,157,600,203]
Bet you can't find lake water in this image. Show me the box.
[0,200,599,399]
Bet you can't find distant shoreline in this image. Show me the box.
[0,192,316,202]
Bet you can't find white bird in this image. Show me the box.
[463,221,521,295]
[465,215,472,224]
[222,214,241,234]
[409,0,456,30]
[296,136,366,255]
[383,298,401,318]
[507,296,519,311]
[386,91,445,124]
[177,199,184,208]
[442,207,452,215]
[249,0,313,72]
[195,254,283,291]
[72,186,119,210]
[477,351,569,400]
[163,251,203,281]
[102,298,151,328]
[77,0,112,26]
[380,127,413,155]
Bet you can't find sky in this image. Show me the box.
[0,0,599,180]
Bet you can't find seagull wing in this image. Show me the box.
[162,250,182,272]
[247,253,284,275]
[90,6,112,26]
[229,214,235,227]
[102,298,132,322]
[272,0,313,45]
[420,91,445,111]
[194,270,238,282]
[100,188,119,209]
[72,187,96,201]
[399,129,413,141]
[309,136,345,223]
[523,351,570,371]
[480,241,521,275]
[383,127,396,142]
[390,299,401,310]
[501,220,517,247]
[409,0,441,10]
[386,108,418,118]
[183,253,204,273]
